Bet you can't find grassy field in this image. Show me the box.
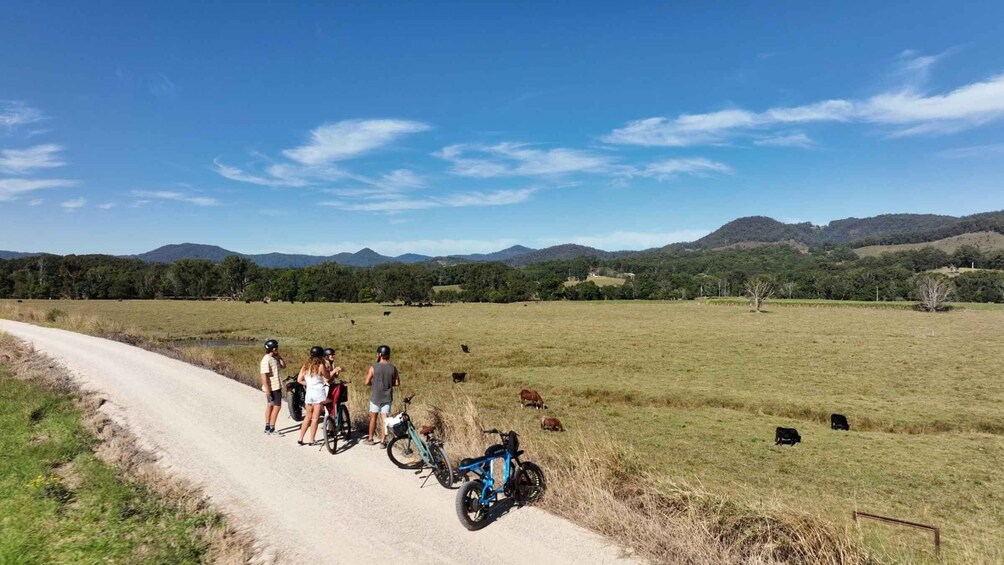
[2,299,1002,563]
[0,338,229,564]
[854,231,1004,258]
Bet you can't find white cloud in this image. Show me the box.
[628,158,732,181]
[436,142,611,177]
[215,119,429,188]
[754,133,815,148]
[0,144,66,174]
[283,119,431,165]
[0,178,78,201]
[1,101,44,130]
[60,197,86,209]
[321,187,537,213]
[27,198,44,206]
[132,190,218,206]
[97,202,116,209]
[535,229,710,250]
[604,68,1004,145]
[936,142,1004,159]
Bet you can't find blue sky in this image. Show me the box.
[2,2,1004,256]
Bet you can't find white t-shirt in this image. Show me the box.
[260,354,281,391]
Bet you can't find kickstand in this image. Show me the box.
[419,467,433,488]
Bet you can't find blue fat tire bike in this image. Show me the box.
[385,394,456,489]
[455,428,546,531]
[321,380,352,455]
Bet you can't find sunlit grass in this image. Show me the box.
[2,299,1002,562]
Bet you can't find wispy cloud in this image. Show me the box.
[936,142,1004,159]
[321,187,537,213]
[436,142,610,177]
[132,190,218,206]
[0,178,78,201]
[27,198,43,206]
[0,144,66,174]
[754,132,815,148]
[627,158,732,181]
[215,119,430,188]
[604,64,1004,145]
[283,119,431,165]
[60,197,86,210]
[1,101,44,130]
[97,202,116,209]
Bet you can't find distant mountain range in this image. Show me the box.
[3,210,1002,267]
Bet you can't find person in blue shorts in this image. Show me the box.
[364,344,399,446]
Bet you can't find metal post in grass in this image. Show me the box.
[852,511,940,557]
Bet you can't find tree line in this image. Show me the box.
[2,243,1003,304]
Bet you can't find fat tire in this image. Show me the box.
[430,443,456,488]
[514,461,546,505]
[456,479,490,531]
[386,435,422,469]
[323,415,338,454]
[337,404,351,438]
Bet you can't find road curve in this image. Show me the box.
[1,320,641,565]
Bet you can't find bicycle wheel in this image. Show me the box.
[430,443,456,488]
[386,435,422,469]
[323,415,338,454]
[337,404,351,438]
[514,461,546,505]
[456,479,490,531]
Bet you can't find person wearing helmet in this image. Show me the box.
[364,344,399,445]
[260,339,286,435]
[296,346,331,446]
[323,347,342,380]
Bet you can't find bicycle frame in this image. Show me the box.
[404,421,436,465]
[457,447,517,505]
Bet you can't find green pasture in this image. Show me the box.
[0,357,212,564]
[3,299,1002,562]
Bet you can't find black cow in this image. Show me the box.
[775,427,801,446]
[452,372,467,383]
[350,319,355,326]
[383,311,391,316]
[830,414,850,431]
[461,344,469,353]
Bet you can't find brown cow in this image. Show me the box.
[541,416,564,432]
[519,388,546,409]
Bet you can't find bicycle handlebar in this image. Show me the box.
[404,394,415,404]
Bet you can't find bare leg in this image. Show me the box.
[307,405,319,443]
[368,412,378,442]
[268,404,281,428]
[298,405,313,442]
[379,412,387,444]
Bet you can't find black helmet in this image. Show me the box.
[264,339,279,352]
[376,344,391,359]
[309,345,324,358]
[323,347,335,357]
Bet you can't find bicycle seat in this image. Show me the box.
[419,424,435,436]
[459,455,491,468]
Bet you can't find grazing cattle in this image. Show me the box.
[830,414,850,431]
[350,319,355,326]
[541,416,565,432]
[775,427,801,446]
[245,299,251,304]
[461,343,469,353]
[16,299,22,303]
[383,311,391,316]
[519,389,546,410]
[452,372,467,383]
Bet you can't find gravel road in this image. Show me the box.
[1,320,641,565]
